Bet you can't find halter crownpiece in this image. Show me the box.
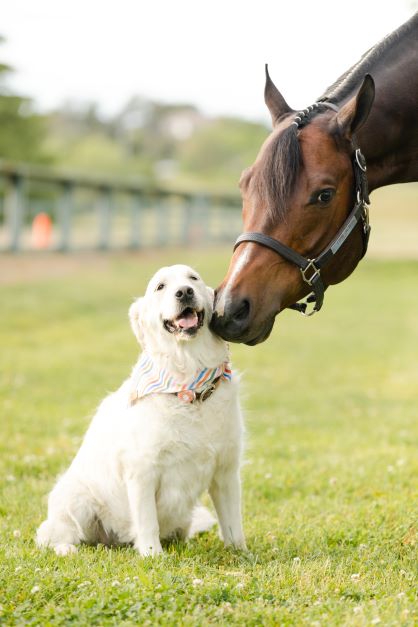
[234,103,371,317]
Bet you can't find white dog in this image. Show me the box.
[36,264,245,556]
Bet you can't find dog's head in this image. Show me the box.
[129,265,215,350]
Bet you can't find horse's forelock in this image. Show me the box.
[253,124,302,223]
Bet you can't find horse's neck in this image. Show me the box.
[357,19,418,190]
[327,14,418,191]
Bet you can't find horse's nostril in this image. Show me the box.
[186,287,194,296]
[175,289,184,299]
[233,299,250,322]
[210,296,252,340]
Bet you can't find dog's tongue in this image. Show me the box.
[177,311,198,329]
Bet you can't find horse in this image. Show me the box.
[211,12,418,345]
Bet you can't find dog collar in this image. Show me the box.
[129,353,232,405]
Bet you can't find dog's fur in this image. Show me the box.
[36,265,245,556]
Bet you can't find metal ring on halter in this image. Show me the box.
[299,298,318,317]
[355,148,367,172]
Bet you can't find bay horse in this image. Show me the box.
[211,12,418,345]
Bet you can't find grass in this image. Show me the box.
[0,248,417,626]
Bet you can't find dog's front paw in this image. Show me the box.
[135,539,163,557]
[224,537,247,551]
[54,543,78,556]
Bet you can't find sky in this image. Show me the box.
[2,0,416,123]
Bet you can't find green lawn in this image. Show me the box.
[0,249,417,626]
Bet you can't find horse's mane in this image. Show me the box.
[320,12,418,102]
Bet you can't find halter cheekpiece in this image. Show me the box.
[234,101,371,316]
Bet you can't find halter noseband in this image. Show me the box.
[234,102,371,316]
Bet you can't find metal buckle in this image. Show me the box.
[300,260,320,286]
[199,384,215,402]
[355,148,367,172]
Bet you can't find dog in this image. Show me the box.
[36,264,245,556]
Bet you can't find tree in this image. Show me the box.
[177,117,269,191]
[0,37,49,162]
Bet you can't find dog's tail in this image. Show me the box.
[188,505,217,538]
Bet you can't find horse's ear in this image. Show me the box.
[264,64,292,126]
[336,74,375,137]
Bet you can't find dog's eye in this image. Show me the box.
[156,283,165,291]
[189,275,199,281]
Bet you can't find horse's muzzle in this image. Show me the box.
[210,297,250,341]
[210,293,274,345]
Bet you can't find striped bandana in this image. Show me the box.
[129,352,232,405]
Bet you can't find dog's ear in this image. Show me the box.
[129,298,145,347]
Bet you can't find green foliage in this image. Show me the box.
[1,251,417,625]
[45,132,131,175]
[0,43,50,163]
[177,117,268,190]
[0,36,268,189]
[0,95,49,162]
[43,99,270,190]
[0,36,272,188]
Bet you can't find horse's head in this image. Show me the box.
[211,68,375,345]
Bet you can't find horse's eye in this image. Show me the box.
[317,189,335,204]
[190,275,199,281]
[156,283,165,291]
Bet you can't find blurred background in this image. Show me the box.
[2,6,418,622]
[0,0,417,255]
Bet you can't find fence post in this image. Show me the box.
[97,186,112,250]
[197,195,210,243]
[156,197,168,247]
[5,173,24,252]
[57,180,73,251]
[130,193,143,249]
[181,196,192,245]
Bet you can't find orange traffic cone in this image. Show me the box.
[31,212,52,249]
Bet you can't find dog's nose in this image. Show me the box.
[175,286,194,300]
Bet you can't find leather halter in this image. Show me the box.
[234,103,371,316]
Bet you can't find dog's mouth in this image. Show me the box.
[164,307,205,337]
